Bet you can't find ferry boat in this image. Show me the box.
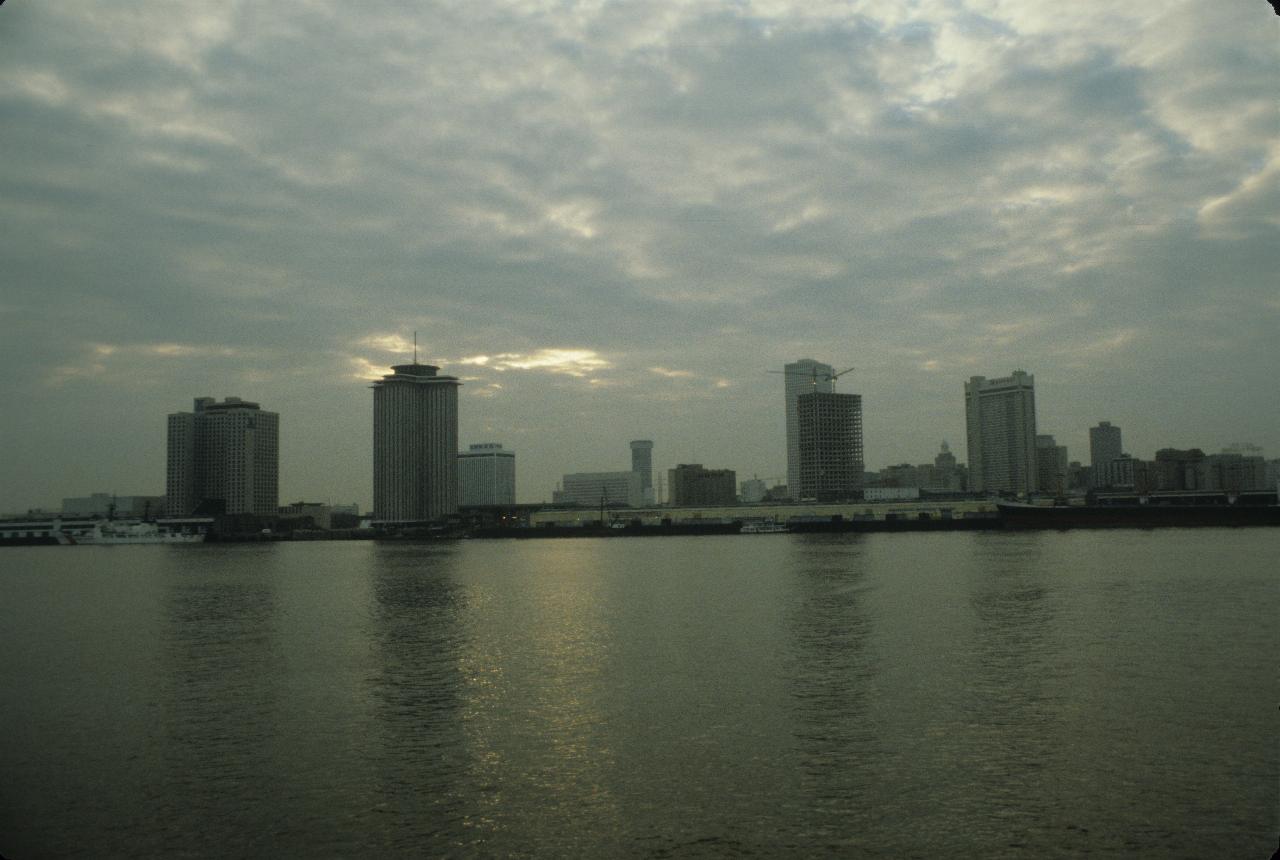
[73,521,207,544]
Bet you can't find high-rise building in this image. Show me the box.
[166,396,279,516]
[783,359,835,494]
[796,391,864,501]
[668,464,737,506]
[630,440,654,503]
[1089,421,1123,468]
[555,472,644,508]
[459,443,516,506]
[964,371,1038,496]
[372,362,460,522]
[1035,434,1069,496]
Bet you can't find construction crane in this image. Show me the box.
[768,365,856,391]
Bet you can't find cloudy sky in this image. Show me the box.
[2,1,1277,510]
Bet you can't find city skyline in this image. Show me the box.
[2,2,1277,511]
[6,356,1276,514]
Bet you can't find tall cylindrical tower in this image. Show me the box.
[372,363,460,522]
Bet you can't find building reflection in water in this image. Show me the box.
[156,545,283,851]
[366,542,469,854]
[952,533,1064,844]
[783,534,882,844]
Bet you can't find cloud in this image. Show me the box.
[0,0,1277,508]
[459,349,612,377]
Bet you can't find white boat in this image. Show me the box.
[68,521,207,545]
[740,521,789,534]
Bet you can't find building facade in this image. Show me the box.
[796,391,864,501]
[929,441,963,491]
[784,359,835,495]
[459,443,516,506]
[1203,453,1268,492]
[1035,434,1069,496]
[964,371,1038,496]
[668,464,737,506]
[63,493,166,519]
[555,472,644,508]
[1088,420,1123,486]
[166,397,279,516]
[630,440,654,504]
[739,477,767,504]
[372,363,460,522]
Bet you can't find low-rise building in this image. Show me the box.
[62,493,166,518]
[1203,453,1268,492]
[278,501,336,529]
[863,487,920,501]
[668,464,737,506]
[739,478,768,504]
[555,472,644,508]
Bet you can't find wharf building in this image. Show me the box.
[964,371,1038,496]
[796,391,864,502]
[630,440,654,504]
[668,464,737,507]
[784,359,835,495]
[554,472,645,508]
[64,493,166,519]
[166,397,279,516]
[279,501,338,530]
[372,363,460,522]
[459,443,516,506]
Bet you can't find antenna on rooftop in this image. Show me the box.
[414,331,418,364]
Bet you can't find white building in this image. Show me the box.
[372,363,460,522]
[863,487,920,501]
[554,472,644,508]
[783,359,835,495]
[459,443,516,506]
[166,397,279,516]
[739,477,767,503]
[965,371,1038,496]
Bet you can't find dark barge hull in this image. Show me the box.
[787,516,1000,533]
[474,522,743,538]
[997,503,1280,529]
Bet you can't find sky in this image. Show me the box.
[1,1,1277,511]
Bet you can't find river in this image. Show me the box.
[1,530,1276,857]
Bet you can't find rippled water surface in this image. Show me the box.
[2,531,1277,857]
